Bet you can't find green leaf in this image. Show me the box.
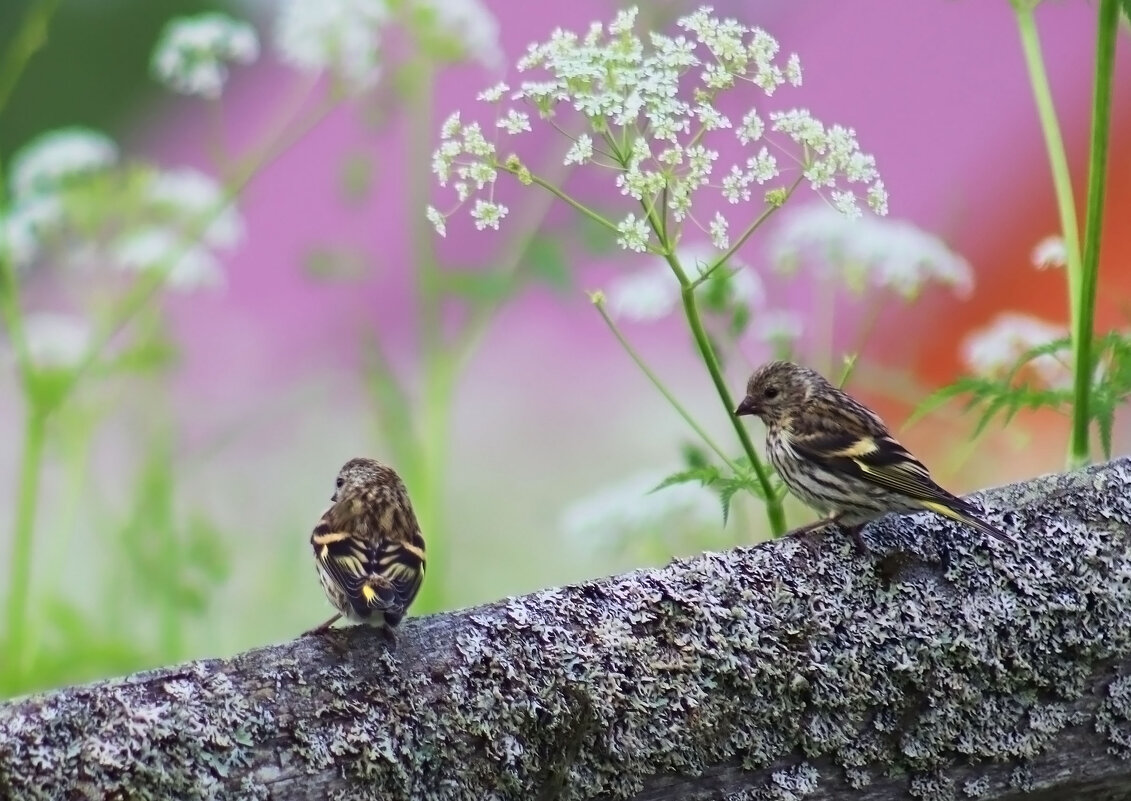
[1120,0,1131,25]
[650,465,722,494]
[524,235,572,292]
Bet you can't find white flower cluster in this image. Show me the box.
[272,0,500,92]
[151,12,259,99]
[962,312,1069,388]
[769,203,972,300]
[1030,235,1066,270]
[2,128,118,270]
[429,6,887,246]
[1,130,242,292]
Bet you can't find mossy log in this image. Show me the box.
[2,458,1131,800]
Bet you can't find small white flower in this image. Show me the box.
[476,82,508,103]
[415,0,502,70]
[426,205,446,237]
[22,313,91,370]
[10,128,118,199]
[114,228,225,290]
[274,0,388,91]
[770,203,972,300]
[151,13,259,99]
[497,109,530,135]
[470,199,507,230]
[1031,235,1066,270]
[961,312,1069,388]
[563,135,593,166]
[709,211,729,250]
[558,468,719,548]
[616,213,651,253]
[147,168,242,249]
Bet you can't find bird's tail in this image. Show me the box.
[920,500,1017,547]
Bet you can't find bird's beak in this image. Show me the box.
[330,491,339,503]
[734,395,759,417]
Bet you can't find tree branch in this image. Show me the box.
[3,458,1131,800]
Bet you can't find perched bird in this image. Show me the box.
[305,457,426,641]
[734,360,1015,550]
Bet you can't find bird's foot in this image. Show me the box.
[379,626,398,651]
[303,613,342,638]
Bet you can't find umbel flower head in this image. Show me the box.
[429,6,888,249]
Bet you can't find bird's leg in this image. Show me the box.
[379,625,398,650]
[785,515,837,538]
[303,613,342,637]
[838,522,870,557]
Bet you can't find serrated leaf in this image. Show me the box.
[650,465,722,494]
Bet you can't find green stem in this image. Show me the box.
[592,296,738,470]
[502,165,623,238]
[4,406,47,683]
[1012,1,1087,463]
[673,275,785,535]
[406,59,447,614]
[0,0,60,117]
[1071,0,1118,465]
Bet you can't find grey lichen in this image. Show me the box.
[2,458,1131,800]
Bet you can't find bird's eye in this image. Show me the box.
[335,477,344,488]
[763,385,780,400]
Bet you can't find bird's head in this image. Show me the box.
[332,457,399,502]
[734,360,821,427]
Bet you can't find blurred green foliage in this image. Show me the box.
[0,0,222,155]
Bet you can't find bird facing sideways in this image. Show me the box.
[305,457,426,641]
[734,360,1015,550]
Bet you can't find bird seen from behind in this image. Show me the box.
[306,457,426,643]
[734,360,1015,550]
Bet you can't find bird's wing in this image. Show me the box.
[311,500,426,618]
[788,419,957,506]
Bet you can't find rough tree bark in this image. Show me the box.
[2,458,1131,801]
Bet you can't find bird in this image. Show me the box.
[733,360,1016,551]
[305,457,426,642]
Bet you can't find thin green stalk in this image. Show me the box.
[673,276,786,535]
[405,58,447,614]
[1072,0,1118,464]
[5,406,47,682]
[1012,1,1087,463]
[0,0,61,117]
[638,200,786,535]
[592,295,738,470]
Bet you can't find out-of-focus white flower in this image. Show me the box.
[1031,235,1066,270]
[961,312,1069,387]
[416,0,502,70]
[10,129,118,199]
[151,13,259,99]
[114,228,225,290]
[606,266,676,321]
[752,309,804,344]
[770,203,972,300]
[147,168,243,249]
[274,0,388,91]
[22,313,91,370]
[558,468,719,548]
[607,244,764,322]
[1,195,64,269]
